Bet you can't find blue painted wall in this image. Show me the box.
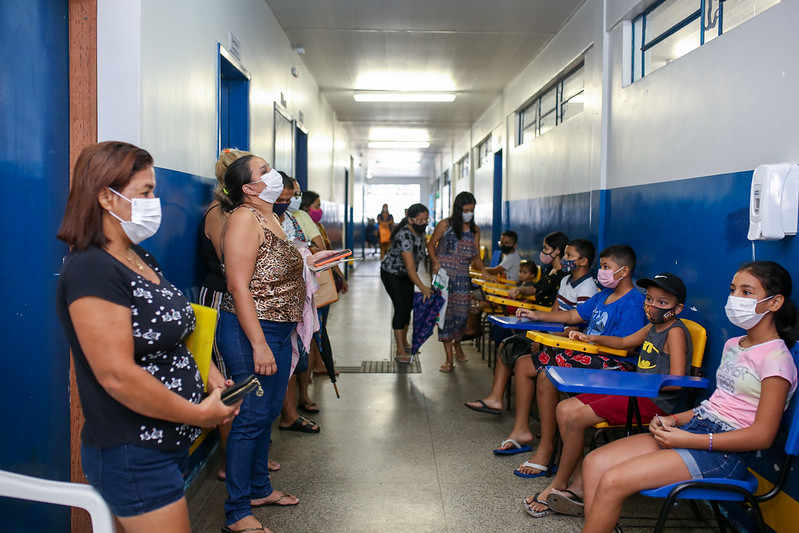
[0,0,71,529]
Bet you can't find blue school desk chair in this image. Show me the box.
[639,347,799,533]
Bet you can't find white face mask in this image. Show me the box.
[106,188,162,244]
[462,212,474,223]
[725,295,774,330]
[288,196,302,212]
[256,169,284,204]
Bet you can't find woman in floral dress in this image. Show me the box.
[427,192,492,372]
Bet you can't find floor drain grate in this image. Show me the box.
[356,359,422,373]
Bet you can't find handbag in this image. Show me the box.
[314,269,339,307]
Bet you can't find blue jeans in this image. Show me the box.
[216,310,296,524]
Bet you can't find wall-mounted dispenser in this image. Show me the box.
[747,163,799,241]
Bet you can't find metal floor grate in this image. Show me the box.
[337,359,422,373]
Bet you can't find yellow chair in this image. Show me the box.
[590,318,707,446]
[185,302,218,454]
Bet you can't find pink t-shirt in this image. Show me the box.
[700,336,797,429]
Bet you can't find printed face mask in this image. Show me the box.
[310,208,324,223]
[725,295,774,330]
[288,196,302,212]
[597,266,624,289]
[106,188,162,244]
[462,212,474,223]
[256,169,283,204]
[561,258,577,273]
[644,303,676,324]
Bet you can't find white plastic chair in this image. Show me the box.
[0,470,115,532]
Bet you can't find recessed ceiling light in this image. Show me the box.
[354,93,456,103]
[368,141,430,149]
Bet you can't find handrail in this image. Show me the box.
[0,470,115,532]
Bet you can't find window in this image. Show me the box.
[456,155,470,179]
[476,135,492,168]
[517,62,584,145]
[630,0,780,82]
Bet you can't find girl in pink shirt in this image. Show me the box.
[580,261,799,533]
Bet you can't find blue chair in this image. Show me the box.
[640,349,799,533]
[489,250,501,268]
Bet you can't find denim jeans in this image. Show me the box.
[216,310,296,524]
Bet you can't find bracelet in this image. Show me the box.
[671,414,679,426]
[708,432,714,452]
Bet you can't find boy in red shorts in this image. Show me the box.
[523,272,691,518]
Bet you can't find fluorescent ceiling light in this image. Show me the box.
[354,92,455,103]
[369,127,429,142]
[356,72,455,92]
[368,141,430,149]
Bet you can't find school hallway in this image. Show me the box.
[187,258,714,533]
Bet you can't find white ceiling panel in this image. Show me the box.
[265,0,586,178]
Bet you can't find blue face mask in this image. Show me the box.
[273,202,290,216]
[561,258,577,273]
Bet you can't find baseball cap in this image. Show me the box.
[636,273,687,303]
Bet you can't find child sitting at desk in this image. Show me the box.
[493,245,647,476]
[465,239,597,416]
[484,230,521,282]
[581,261,798,533]
[523,272,691,518]
[507,231,569,307]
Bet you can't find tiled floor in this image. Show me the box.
[188,258,716,533]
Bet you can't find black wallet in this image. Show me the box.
[221,375,263,405]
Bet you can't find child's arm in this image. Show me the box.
[653,376,791,452]
[568,324,650,350]
[517,307,582,324]
[659,325,689,390]
[508,285,535,298]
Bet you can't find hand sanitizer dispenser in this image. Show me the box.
[747,163,799,241]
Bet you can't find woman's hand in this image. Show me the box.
[569,331,591,342]
[252,344,277,375]
[195,387,241,427]
[516,308,537,320]
[419,285,432,301]
[431,259,441,275]
[307,249,340,267]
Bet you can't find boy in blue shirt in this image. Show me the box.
[494,245,647,478]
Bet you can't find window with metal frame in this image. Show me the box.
[630,0,780,83]
[456,155,470,179]
[517,62,584,145]
[476,135,492,168]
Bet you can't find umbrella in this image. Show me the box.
[314,320,340,398]
[411,289,446,355]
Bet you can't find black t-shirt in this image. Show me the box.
[533,268,568,307]
[56,245,203,450]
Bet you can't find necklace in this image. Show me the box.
[738,334,780,348]
[126,249,144,272]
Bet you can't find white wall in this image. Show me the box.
[606,0,799,188]
[98,0,349,204]
[501,0,603,200]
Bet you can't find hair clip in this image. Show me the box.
[223,187,229,195]
[223,148,232,153]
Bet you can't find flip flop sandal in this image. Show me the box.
[221,527,266,533]
[297,401,320,414]
[278,417,320,433]
[547,489,584,517]
[464,400,501,415]
[439,362,454,372]
[522,493,552,518]
[493,438,532,455]
[513,461,556,478]
[250,492,299,508]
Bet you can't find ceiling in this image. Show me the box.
[266,0,586,179]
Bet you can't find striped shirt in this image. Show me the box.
[556,273,598,311]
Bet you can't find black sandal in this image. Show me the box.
[278,416,320,433]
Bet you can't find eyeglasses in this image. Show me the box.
[292,191,302,199]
